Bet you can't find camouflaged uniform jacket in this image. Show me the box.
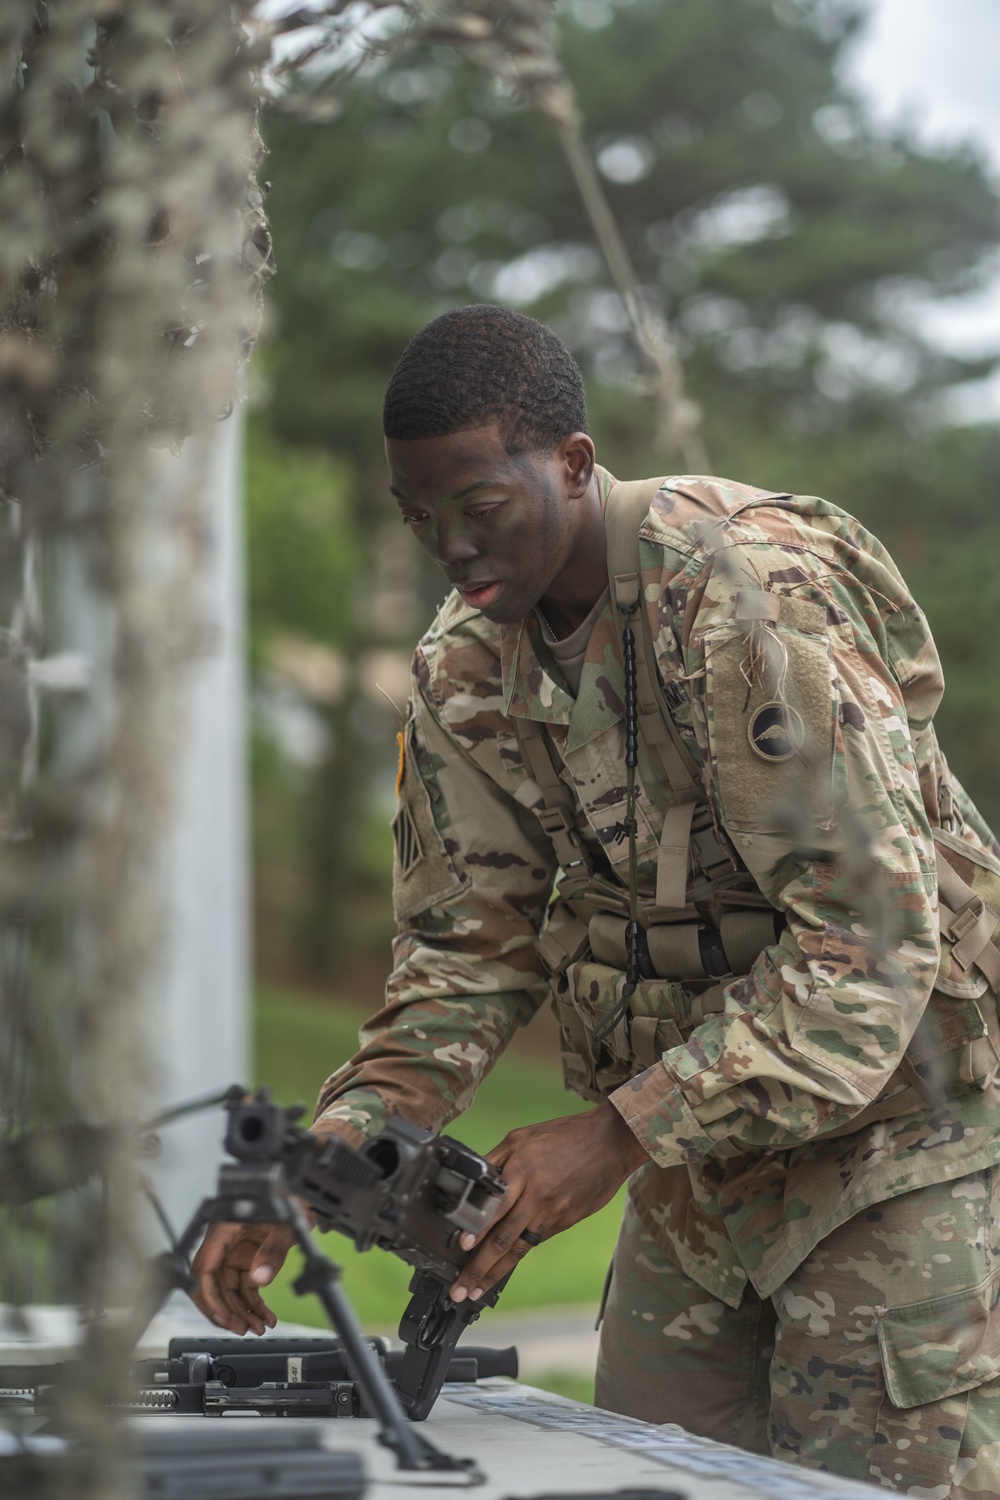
[317,470,1000,1307]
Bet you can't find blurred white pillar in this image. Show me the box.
[148,406,251,1237]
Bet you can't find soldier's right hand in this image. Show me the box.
[190,1220,296,1336]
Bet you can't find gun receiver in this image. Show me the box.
[0,1087,511,1481]
[221,1091,511,1420]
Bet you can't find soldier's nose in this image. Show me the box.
[435,524,479,566]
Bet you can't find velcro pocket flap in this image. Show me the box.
[878,1269,1000,1409]
[701,615,836,833]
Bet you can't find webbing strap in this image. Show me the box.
[604,477,664,593]
[645,921,702,979]
[935,854,1000,988]
[605,477,705,912]
[630,1016,660,1072]
[936,857,978,914]
[513,718,592,874]
[939,899,1000,989]
[536,920,590,976]
[952,902,1000,977]
[688,983,727,1027]
[605,478,701,794]
[977,937,1000,990]
[692,822,738,879]
[656,799,696,909]
[718,909,778,976]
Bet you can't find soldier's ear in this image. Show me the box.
[559,431,595,498]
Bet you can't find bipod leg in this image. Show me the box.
[284,1200,482,1482]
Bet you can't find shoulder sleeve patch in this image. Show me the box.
[392,701,471,924]
[702,606,836,834]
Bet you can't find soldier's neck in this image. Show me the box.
[537,471,607,638]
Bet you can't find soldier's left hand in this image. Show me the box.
[449,1100,647,1303]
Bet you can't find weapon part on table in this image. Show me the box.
[6,1335,519,1420]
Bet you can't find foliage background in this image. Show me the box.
[246,0,1000,1323]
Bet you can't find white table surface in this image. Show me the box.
[2,1302,884,1500]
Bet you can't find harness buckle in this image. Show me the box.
[951,897,985,945]
[535,805,576,836]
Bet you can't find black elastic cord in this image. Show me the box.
[621,614,642,998]
[595,604,642,1043]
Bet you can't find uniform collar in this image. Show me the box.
[499,466,624,750]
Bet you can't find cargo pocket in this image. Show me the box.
[878,1269,1000,1409]
[559,960,689,1099]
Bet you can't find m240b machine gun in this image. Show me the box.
[0,1087,521,1486]
[219,1088,513,1421]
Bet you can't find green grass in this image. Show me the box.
[254,982,623,1331]
[528,1370,596,1405]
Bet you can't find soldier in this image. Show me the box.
[193,305,1000,1496]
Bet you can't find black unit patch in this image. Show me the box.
[747,701,805,762]
[393,800,422,877]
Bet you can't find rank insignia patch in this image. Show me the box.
[747,701,805,762]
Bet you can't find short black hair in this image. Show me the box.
[382,304,588,452]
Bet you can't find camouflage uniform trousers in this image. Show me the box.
[595,1166,1000,1496]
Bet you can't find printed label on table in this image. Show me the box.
[442,1389,878,1500]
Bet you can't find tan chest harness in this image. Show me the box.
[513,478,1000,1131]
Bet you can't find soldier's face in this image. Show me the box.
[386,423,599,624]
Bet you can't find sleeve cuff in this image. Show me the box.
[609,1063,715,1168]
[313,1090,387,1146]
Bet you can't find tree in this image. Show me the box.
[249,0,1000,977]
[0,1,269,1489]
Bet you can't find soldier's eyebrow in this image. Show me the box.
[389,479,498,504]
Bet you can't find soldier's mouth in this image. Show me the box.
[457,581,502,609]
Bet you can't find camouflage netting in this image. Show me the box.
[0,2,698,1489]
[0,0,272,1489]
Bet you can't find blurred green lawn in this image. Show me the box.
[254,982,623,1330]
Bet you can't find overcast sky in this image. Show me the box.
[845,0,1000,416]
